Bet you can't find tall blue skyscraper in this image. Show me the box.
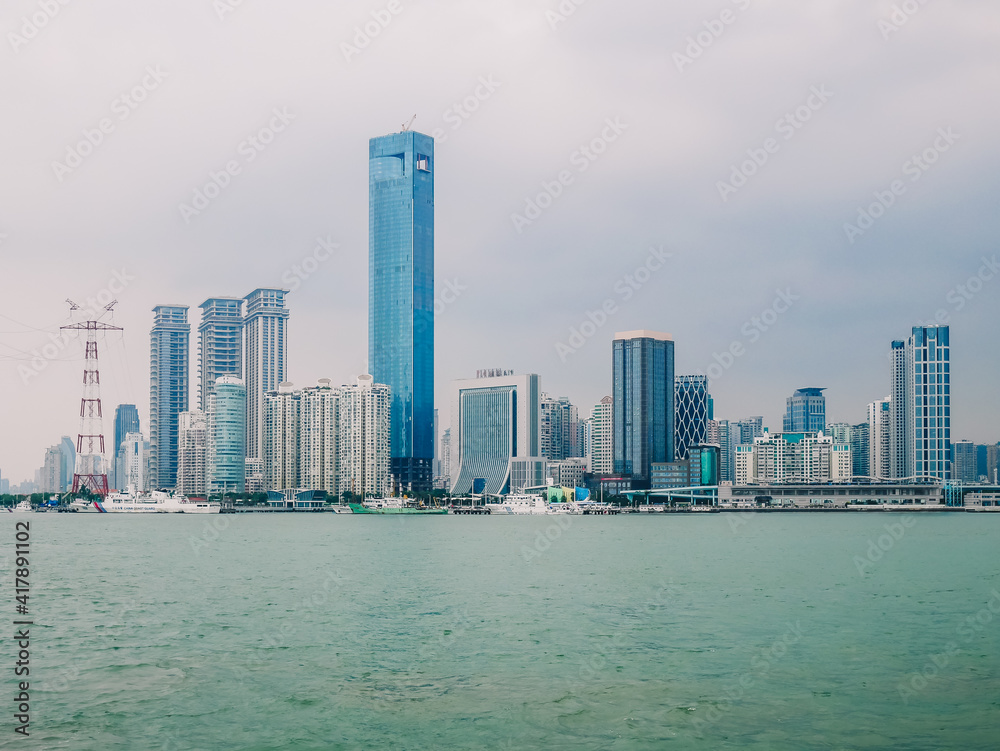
[149,306,190,489]
[889,325,951,481]
[783,388,827,433]
[674,375,710,461]
[613,331,675,489]
[369,129,435,492]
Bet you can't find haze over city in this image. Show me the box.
[2,0,999,483]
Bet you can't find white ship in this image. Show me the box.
[486,495,550,515]
[70,488,221,514]
[11,500,33,513]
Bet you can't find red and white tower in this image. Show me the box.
[61,301,123,497]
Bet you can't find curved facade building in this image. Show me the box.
[449,373,540,496]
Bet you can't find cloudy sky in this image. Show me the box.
[1,0,998,483]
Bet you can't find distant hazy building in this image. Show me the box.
[783,388,827,433]
[889,326,951,481]
[613,331,675,488]
[590,396,614,475]
[735,417,764,445]
[450,373,541,496]
[827,423,853,445]
[208,376,246,493]
[868,397,891,480]
[198,298,244,411]
[59,436,75,492]
[113,404,139,489]
[369,130,435,494]
[149,306,190,489]
[122,432,146,491]
[736,431,852,485]
[988,445,1000,484]
[437,428,452,489]
[674,375,710,461]
[177,411,208,496]
[244,288,289,463]
[851,423,870,479]
[953,440,977,484]
[707,419,738,483]
[40,445,64,493]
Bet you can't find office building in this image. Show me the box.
[369,129,435,493]
[177,411,208,496]
[112,404,139,489]
[149,305,190,489]
[889,326,951,481]
[591,396,614,475]
[613,331,675,488]
[198,298,244,411]
[736,431,852,485]
[541,394,578,461]
[547,458,587,489]
[675,375,711,461]
[244,289,289,463]
[208,376,246,493]
[449,373,541,496]
[783,388,827,433]
[868,397,891,480]
[707,419,738,483]
[953,440,977,484]
[735,417,764,445]
[851,422,870,480]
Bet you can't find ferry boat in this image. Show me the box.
[348,499,448,515]
[70,488,221,514]
[485,495,550,515]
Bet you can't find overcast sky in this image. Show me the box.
[1,0,999,483]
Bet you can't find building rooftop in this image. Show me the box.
[614,330,673,342]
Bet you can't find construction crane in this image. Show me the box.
[401,114,416,132]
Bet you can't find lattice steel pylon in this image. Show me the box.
[61,301,122,497]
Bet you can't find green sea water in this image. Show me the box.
[4,512,999,750]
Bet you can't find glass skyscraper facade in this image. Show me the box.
[674,375,710,461]
[369,130,435,492]
[889,325,951,481]
[449,374,540,496]
[244,288,289,462]
[149,306,190,489]
[113,404,140,489]
[613,331,675,489]
[198,297,244,411]
[783,388,827,433]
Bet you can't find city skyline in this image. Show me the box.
[2,2,1000,481]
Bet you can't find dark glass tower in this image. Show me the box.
[783,388,827,433]
[674,375,710,461]
[369,130,435,493]
[113,404,140,487]
[613,331,675,489]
